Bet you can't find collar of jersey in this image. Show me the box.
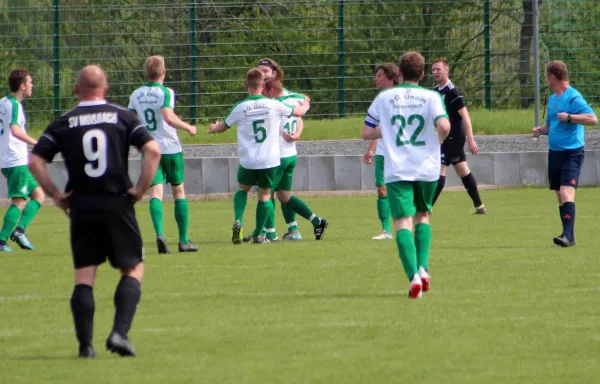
[7,94,20,103]
[396,83,423,89]
[437,80,452,90]
[145,81,163,87]
[243,94,268,101]
[78,100,108,107]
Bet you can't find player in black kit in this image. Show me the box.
[29,65,161,358]
[431,58,486,214]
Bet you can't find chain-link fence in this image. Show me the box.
[1,0,598,132]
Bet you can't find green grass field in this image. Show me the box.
[2,188,600,383]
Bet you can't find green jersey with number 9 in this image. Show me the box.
[128,82,181,155]
[224,94,294,170]
[365,84,448,183]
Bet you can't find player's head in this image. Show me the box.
[544,60,569,91]
[246,68,265,94]
[145,55,166,82]
[8,69,33,98]
[431,57,450,83]
[256,58,284,82]
[263,77,283,98]
[75,65,108,100]
[375,63,399,89]
[399,51,425,83]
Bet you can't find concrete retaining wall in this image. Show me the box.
[13,151,600,198]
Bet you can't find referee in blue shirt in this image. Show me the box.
[533,60,597,247]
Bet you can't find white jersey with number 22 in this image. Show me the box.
[365,84,448,183]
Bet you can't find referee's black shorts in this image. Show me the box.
[69,193,143,269]
[441,136,466,166]
[548,147,584,191]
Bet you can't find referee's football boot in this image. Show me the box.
[178,240,199,252]
[232,221,243,245]
[474,205,487,215]
[156,235,171,254]
[78,344,96,358]
[553,234,575,247]
[10,229,34,250]
[313,218,328,240]
[106,331,137,357]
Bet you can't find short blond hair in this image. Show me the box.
[145,55,165,81]
[246,68,264,89]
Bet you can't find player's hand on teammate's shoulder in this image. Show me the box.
[363,150,373,164]
[187,125,197,136]
[468,138,479,155]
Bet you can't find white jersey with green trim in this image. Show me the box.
[224,94,294,170]
[0,94,28,168]
[365,84,448,183]
[278,94,305,158]
[128,82,181,154]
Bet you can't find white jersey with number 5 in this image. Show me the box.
[128,82,181,154]
[365,84,448,183]
[224,95,293,169]
[0,95,28,168]
[278,94,304,158]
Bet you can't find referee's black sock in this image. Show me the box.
[432,175,446,205]
[70,284,95,348]
[562,202,576,241]
[113,276,141,338]
[461,173,483,207]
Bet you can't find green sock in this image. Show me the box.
[288,196,320,227]
[395,229,418,280]
[377,196,392,233]
[253,200,273,237]
[233,189,248,225]
[16,199,41,231]
[174,198,189,244]
[415,223,432,270]
[281,202,298,231]
[264,198,277,239]
[149,198,164,237]
[0,204,21,242]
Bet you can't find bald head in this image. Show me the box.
[75,65,108,101]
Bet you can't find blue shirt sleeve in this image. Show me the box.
[569,95,594,115]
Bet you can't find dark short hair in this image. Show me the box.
[8,69,30,92]
[545,60,568,81]
[375,63,400,85]
[398,52,425,82]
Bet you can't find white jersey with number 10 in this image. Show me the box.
[365,84,448,183]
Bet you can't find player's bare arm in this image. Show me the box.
[436,117,451,143]
[129,140,160,201]
[10,124,37,145]
[28,153,70,213]
[532,123,549,137]
[363,139,377,164]
[557,112,597,126]
[362,124,381,140]
[161,107,197,135]
[458,107,478,154]
[292,101,310,117]
[208,121,227,134]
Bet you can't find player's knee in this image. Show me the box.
[121,262,144,283]
[74,266,97,286]
[414,212,430,224]
[149,184,163,199]
[559,187,575,203]
[257,188,271,201]
[276,190,291,203]
[238,184,252,192]
[172,183,185,199]
[30,187,45,204]
[439,165,448,177]
[377,186,387,197]
[454,162,470,177]
[11,197,27,210]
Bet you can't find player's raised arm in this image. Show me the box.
[290,100,310,117]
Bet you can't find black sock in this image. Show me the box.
[461,173,483,207]
[70,284,95,348]
[562,202,576,241]
[113,276,141,338]
[432,175,446,205]
[559,205,565,235]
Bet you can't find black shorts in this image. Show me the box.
[548,147,584,191]
[441,137,466,166]
[69,194,143,269]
